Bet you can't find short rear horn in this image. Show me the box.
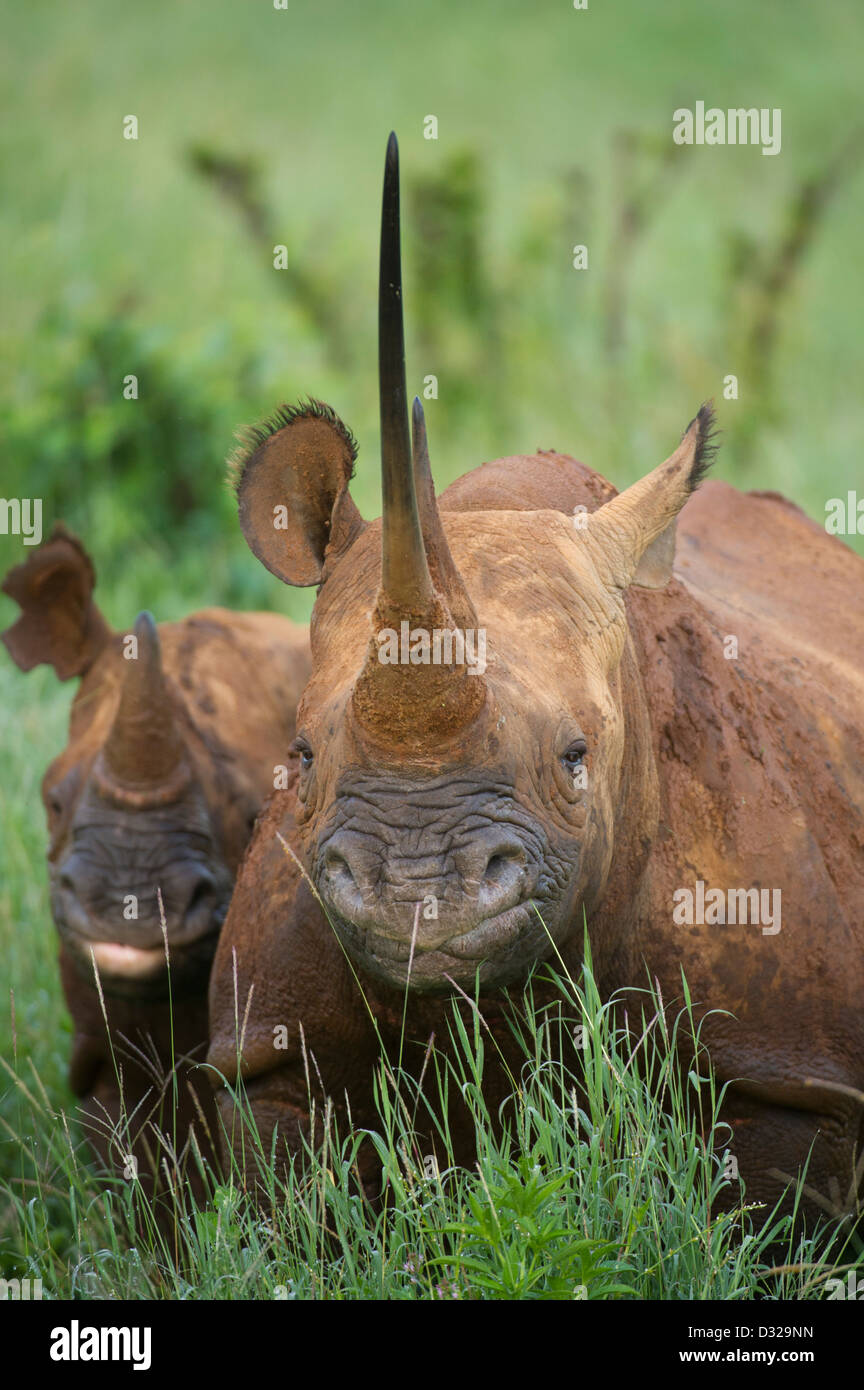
[96,612,191,806]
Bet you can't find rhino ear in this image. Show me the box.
[629,520,679,590]
[1,524,112,680]
[584,403,719,591]
[230,399,366,587]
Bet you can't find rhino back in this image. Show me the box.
[620,489,864,1107]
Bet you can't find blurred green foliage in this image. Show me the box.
[9,305,238,535]
[1,0,861,638]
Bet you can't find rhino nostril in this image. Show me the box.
[57,870,88,925]
[174,870,218,926]
[320,835,381,916]
[325,851,356,886]
[186,878,213,913]
[485,851,515,883]
[482,844,526,884]
[323,833,373,893]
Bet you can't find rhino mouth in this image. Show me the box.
[88,941,168,979]
[51,855,232,997]
[361,902,532,960]
[60,917,225,999]
[330,900,551,992]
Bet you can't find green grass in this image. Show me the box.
[2,939,861,1300]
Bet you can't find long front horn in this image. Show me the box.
[96,612,191,805]
[351,136,487,751]
[379,132,434,610]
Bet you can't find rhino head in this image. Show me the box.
[231,134,718,994]
[2,529,254,999]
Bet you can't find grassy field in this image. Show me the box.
[1,0,862,1297]
[4,942,862,1300]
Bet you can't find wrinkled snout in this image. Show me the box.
[322,824,530,943]
[52,831,231,995]
[314,797,558,992]
[58,854,218,936]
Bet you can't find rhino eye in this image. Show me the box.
[561,739,587,769]
[292,737,314,771]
